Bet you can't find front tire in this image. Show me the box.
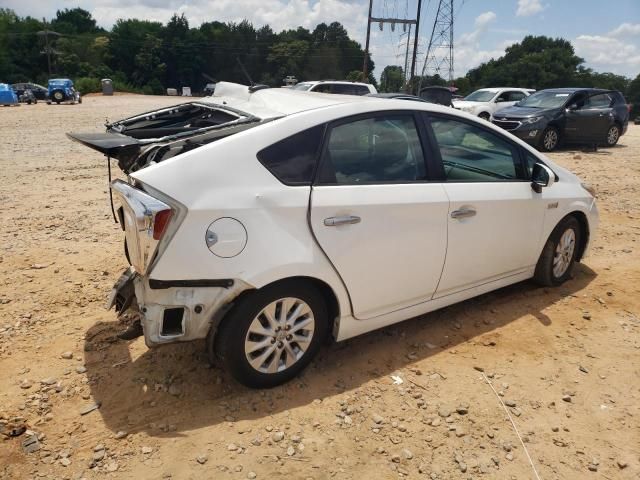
[540,127,560,152]
[534,216,581,286]
[478,112,490,121]
[605,124,620,147]
[213,281,328,388]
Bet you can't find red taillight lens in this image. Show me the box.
[152,209,173,240]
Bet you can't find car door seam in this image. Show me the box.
[431,183,451,299]
[307,185,356,319]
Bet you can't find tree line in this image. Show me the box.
[0,7,374,94]
[1,8,639,117]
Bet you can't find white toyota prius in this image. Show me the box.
[70,82,598,388]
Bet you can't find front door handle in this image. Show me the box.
[324,215,361,227]
[451,208,476,219]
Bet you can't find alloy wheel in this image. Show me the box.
[543,129,558,151]
[244,297,315,374]
[607,126,619,146]
[553,228,576,278]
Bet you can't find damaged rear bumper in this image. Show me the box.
[107,268,250,347]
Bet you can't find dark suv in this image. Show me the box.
[492,88,629,151]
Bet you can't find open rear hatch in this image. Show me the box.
[67,101,264,173]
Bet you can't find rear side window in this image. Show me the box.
[318,115,426,184]
[353,85,370,95]
[587,93,613,108]
[257,126,325,185]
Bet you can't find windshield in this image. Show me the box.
[517,91,571,109]
[464,90,496,102]
[291,83,313,91]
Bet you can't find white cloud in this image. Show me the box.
[574,34,640,76]
[459,11,496,44]
[451,11,504,75]
[516,0,545,17]
[2,0,368,41]
[608,23,640,37]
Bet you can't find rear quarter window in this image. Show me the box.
[257,125,325,185]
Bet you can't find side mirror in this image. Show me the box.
[566,104,577,112]
[531,163,555,193]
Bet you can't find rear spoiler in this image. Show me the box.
[67,132,142,171]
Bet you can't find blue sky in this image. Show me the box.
[5,0,640,79]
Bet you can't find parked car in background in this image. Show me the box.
[12,82,48,101]
[419,86,454,107]
[69,82,598,388]
[0,83,19,106]
[454,88,535,120]
[292,80,377,95]
[492,88,629,151]
[18,89,37,104]
[47,78,81,104]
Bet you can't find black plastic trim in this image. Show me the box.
[149,279,234,289]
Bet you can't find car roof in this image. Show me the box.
[300,80,370,87]
[201,82,373,118]
[474,87,533,92]
[537,87,611,94]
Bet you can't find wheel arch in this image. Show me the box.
[568,210,589,261]
[207,275,341,360]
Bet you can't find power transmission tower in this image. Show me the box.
[418,0,454,93]
[362,0,421,83]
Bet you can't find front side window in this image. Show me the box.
[312,84,332,93]
[430,117,524,182]
[330,84,354,95]
[257,125,325,185]
[508,91,526,102]
[318,115,426,184]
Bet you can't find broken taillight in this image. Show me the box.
[152,209,173,240]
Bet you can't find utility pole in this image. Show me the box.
[409,0,423,85]
[37,25,61,77]
[362,0,374,81]
[403,24,412,86]
[363,0,419,84]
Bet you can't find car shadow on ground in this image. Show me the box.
[83,265,596,437]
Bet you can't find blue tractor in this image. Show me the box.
[47,78,82,104]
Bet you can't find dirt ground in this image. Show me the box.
[0,95,638,480]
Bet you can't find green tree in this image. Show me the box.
[627,73,640,119]
[380,66,403,92]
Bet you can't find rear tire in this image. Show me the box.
[213,281,328,388]
[534,216,581,286]
[605,124,620,147]
[539,127,560,151]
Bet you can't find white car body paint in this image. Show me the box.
[453,87,535,118]
[113,83,596,347]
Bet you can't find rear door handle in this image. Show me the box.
[324,215,361,226]
[451,208,476,219]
